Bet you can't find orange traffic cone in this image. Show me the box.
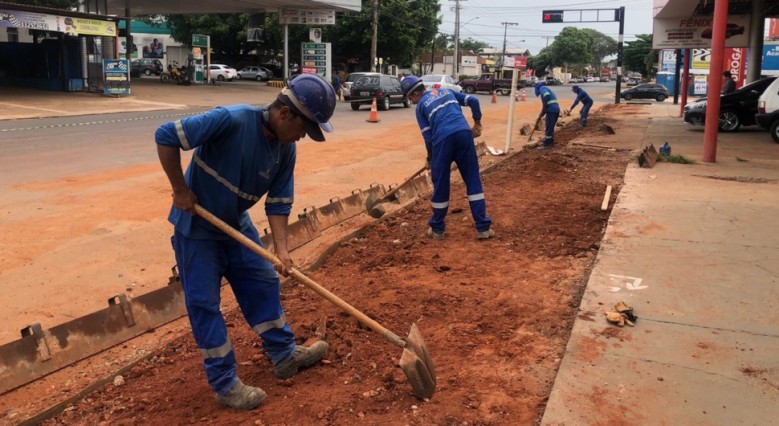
[491,91,497,104]
[521,89,526,101]
[366,97,380,123]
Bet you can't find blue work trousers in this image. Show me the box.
[544,110,560,147]
[580,101,592,127]
[172,227,296,395]
[429,129,492,233]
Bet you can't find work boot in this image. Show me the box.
[274,341,329,379]
[427,227,445,240]
[215,378,266,410]
[477,229,495,240]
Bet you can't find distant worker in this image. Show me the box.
[534,81,560,149]
[721,70,736,95]
[155,74,336,410]
[568,85,593,127]
[332,72,343,101]
[400,75,494,240]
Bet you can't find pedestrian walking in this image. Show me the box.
[568,85,593,127]
[332,72,343,101]
[155,74,337,410]
[534,81,560,149]
[400,75,494,240]
[721,70,736,95]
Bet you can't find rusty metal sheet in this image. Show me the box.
[262,212,321,252]
[394,173,432,205]
[0,281,186,394]
[310,197,349,230]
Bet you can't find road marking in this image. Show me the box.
[0,111,204,133]
[606,274,648,292]
[0,102,68,114]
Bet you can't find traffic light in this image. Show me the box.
[542,10,563,23]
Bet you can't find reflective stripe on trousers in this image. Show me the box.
[429,129,492,233]
[172,227,296,395]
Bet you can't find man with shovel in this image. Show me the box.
[400,75,494,240]
[155,74,336,410]
[568,85,593,128]
[534,81,561,149]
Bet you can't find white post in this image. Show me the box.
[504,68,519,153]
[284,25,289,80]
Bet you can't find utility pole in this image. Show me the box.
[450,0,465,81]
[500,22,517,79]
[371,0,378,72]
[543,36,555,48]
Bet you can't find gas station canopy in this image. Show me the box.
[104,0,362,15]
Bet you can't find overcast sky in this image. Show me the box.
[438,0,654,55]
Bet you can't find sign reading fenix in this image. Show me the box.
[653,15,750,49]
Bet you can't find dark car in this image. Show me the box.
[683,76,777,132]
[130,58,163,77]
[620,83,670,102]
[344,73,409,111]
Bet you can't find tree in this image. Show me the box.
[460,38,489,53]
[623,34,656,77]
[165,14,254,65]
[581,28,617,70]
[527,48,553,76]
[548,27,593,73]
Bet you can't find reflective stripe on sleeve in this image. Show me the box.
[193,154,260,202]
[252,314,287,335]
[200,339,232,359]
[467,193,485,202]
[266,196,294,204]
[421,126,431,133]
[174,120,192,150]
[431,200,449,209]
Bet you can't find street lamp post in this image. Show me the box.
[499,22,517,79]
[455,17,479,81]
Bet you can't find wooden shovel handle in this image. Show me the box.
[371,165,427,207]
[193,204,407,349]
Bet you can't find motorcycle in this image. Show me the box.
[160,61,189,84]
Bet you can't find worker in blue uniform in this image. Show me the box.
[155,74,336,410]
[400,75,494,240]
[534,81,560,149]
[569,85,593,127]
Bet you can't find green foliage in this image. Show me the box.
[460,38,489,53]
[657,154,695,164]
[549,27,593,68]
[581,28,617,67]
[527,48,552,76]
[161,0,439,69]
[624,34,657,77]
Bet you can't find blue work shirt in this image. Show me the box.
[155,105,295,239]
[415,88,482,154]
[539,86,560,115]
[571,89,593,109]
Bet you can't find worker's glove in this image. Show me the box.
[471,124,483,138]
[605,311,635,327]
[614,301,637,323]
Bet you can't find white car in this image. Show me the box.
[420,74,462,93]
[207,64,237,82]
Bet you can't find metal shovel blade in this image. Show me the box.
[398,323,437,399]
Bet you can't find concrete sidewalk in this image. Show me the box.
[542,106,779,425]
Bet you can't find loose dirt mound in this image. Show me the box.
[42,114,631,425]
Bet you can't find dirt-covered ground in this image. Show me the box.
[33,108,637,425]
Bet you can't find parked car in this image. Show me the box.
[544,76,561,86]
[344,73,408,111]
[420,74,462,93]
[755,77,779,142]
[620,83,670,102]
[599,76,610,82]
[344,72,380,94]
[569,77,582,83]
[459,73,525,96]
[236,66,269,81]
[130,58,163,77]
[684,76,776,132]
[207,64,237,81]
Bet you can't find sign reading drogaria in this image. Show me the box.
[652,15,750,49]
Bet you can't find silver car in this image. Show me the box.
[237,66,269,81]
[420,74,462,93]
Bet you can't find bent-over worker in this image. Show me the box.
[155,74,336,410]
